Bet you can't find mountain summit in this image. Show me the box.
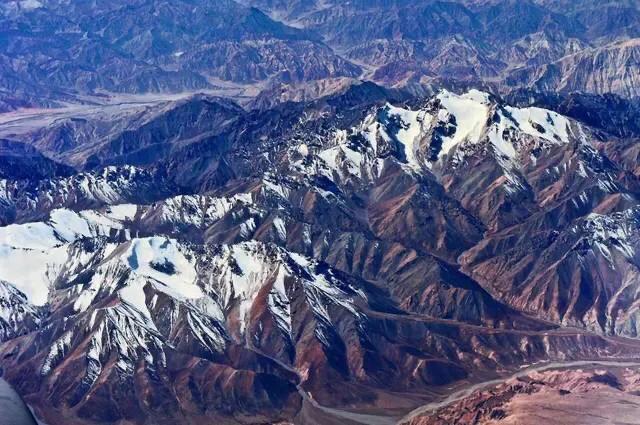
[1,87,640,424]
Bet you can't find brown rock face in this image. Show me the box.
[3,0,640,113]
[2,88,640,424]
[507,39,640,99]
[406,365,640,425]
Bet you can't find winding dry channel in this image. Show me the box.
[396,359,640,424]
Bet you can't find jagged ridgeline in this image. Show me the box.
[1,0,640,112]
[1,84,640,424]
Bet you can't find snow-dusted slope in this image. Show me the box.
[577,208,639,265]
[0,206,134,305]
[2,87,640,425]
[203,241,364,337]
[0,165,176,225]
[0,198,368,371]
[0,280,41,341]
[297,89,589,187]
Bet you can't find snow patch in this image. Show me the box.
[123,237,202,301]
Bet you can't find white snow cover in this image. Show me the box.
[0,208,129,305]
[0,190,254,306]
[20,0,42,10]
[207,242,363,336]
[305,120,385,182]
[428,89,581,164]
[152,193,252,227]
[0,280,40,338]
[105,204,138,221]
[70,236,206,314]
[436,89,492,158]
[577,208,639,264]
[123,237,202,301]
[303,89,588,195]
[382,103,429,170]
[262,175,291,201]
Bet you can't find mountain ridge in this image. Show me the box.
[2,87,640,424]
[2,0,640,111]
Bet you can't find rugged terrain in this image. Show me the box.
[404,363,640,425]
[1,1,640,423]
[1,83,640,424]
[2,0,640,111]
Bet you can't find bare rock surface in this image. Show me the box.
[406,365,640,425]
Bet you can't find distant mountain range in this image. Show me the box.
[2,2,640,425]
[1,0,639,111]
[1,82,640,424]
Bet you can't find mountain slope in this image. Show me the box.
[2,88,640,423]
[3,0,640,111]
[0,0,360,109]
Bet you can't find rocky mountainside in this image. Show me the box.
[0,0,359,110]
[244,0,640,100]
[507,38,640,98]
[1,0,640,111]
[2,85,640,424]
